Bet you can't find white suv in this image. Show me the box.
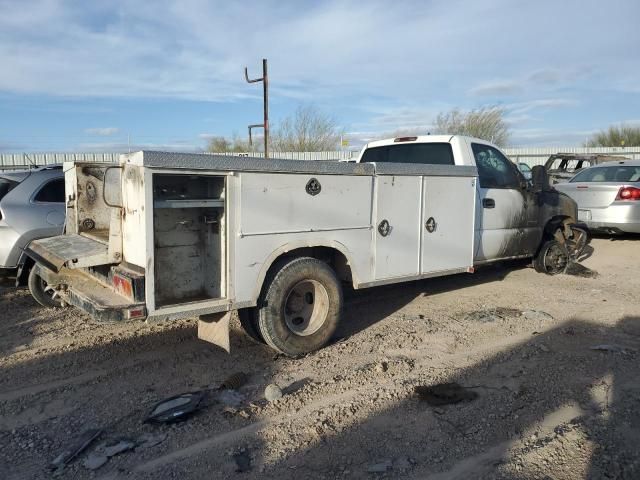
[0,166,65,293]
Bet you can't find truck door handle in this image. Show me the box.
[482,198,495,209]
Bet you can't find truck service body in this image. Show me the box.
[26,135,586,356]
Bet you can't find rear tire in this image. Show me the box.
[534,239,569,275]
[238,307,265,344]
[28,267,64,308]
[257,257,342,357]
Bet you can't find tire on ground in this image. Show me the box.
[28,266,64,308]
[534,238,569,275]
[257,256,342,357]
[238,307,265,344]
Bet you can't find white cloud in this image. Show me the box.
[0,0,638,150]
[470,82,523,97]
[506,99,579,116]
[85,127,119,136]
[75,140,201,153]
[0,0,637,104]
[510,128,597,147]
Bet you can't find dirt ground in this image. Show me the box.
[1,236,639,480]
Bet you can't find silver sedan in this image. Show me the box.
[555,159,640,234]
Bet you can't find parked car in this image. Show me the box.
[517,162,532,181]
[554,159,640,234]
[544,153,628,184]
[0,165,65,288]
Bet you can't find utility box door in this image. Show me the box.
[421,176,476,274]
[374,175,421,279]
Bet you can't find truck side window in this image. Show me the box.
[361,143,454,165]
[34,178,65,203]
[471,143,519,189]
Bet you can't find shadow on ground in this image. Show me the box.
[258,316,640,479]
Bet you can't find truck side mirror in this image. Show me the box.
[531,165,550,192]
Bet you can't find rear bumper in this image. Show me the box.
[585,221,640,234]
[581,203,640,234]
[0,224,21,268]
[34,264,146,322]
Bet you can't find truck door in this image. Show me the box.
[470,142,539,261]
[421,175,476,273]
[374,175,421,279]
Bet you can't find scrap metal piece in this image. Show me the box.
[50,428,102,470]
[145,391,207,424]
[219,372,249,390]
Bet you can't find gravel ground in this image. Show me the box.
[1,236,639,480]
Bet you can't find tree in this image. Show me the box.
[271,105,341,152]
[433,106,510,146]
[207,133,251,153]
[585,125,640,147]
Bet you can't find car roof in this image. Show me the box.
[547,153,630,161]
[0,164,62,182]
[585,159,640,168]
[0,170,31,182]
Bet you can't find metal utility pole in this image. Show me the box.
[244,58,269,158]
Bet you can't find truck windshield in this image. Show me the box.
[361,143,454,165]
[0,178,19,202]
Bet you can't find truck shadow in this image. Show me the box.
[258,315,640,479]
[0,285,57,358]
[3,259,624,480]
[337,259,530,341]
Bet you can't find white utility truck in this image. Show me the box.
[26,135,587,357]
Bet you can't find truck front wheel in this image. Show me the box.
[257,257,342,357]
[534,239,569,275]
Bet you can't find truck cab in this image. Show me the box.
[355,135,584,267]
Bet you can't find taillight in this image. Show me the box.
[126,306,146,319]
[393,136,418,142]
[615,186,640,201]
[113,273,133,298]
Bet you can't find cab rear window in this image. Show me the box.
[361,143,454,165]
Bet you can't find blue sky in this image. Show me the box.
[0,0,639,152]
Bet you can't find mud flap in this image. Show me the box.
[198,311,232,352]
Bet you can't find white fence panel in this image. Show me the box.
[0,152,121,170]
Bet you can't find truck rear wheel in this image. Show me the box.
[238,307,265,344]
[257,257,342,357]
[28,267,65,308]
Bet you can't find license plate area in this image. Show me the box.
[578,209,591,221]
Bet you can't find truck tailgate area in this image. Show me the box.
[26,234,109,272]
[35,264,145,322]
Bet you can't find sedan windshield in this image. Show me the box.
[570,165,640,183]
